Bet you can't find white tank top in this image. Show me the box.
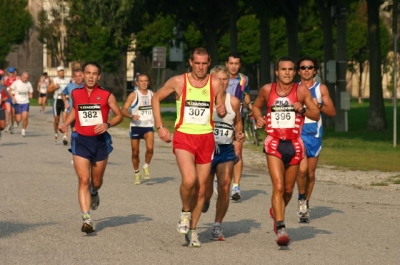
[213,94,236,144]
[130,90,154,128]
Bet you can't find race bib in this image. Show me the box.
[214,121,234,144]
[270,105,296,128]
[138,105,153,121]
[184,100,210,125]
[78,104,103,126]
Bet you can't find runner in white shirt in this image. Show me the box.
[48,66,70,144]
[9,72,33,137]
[121,73,154,185]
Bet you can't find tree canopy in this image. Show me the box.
[0,0,32,68]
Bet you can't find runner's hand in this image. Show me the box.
[157,127,171,143]
[215,104,226,118]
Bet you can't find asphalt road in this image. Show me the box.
[0,106,399,265]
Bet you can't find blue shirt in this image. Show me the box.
[62,82,84,114]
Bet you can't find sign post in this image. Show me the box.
[152,47,166,90]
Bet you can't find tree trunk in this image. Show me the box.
[280,0,300,61]
[366,0,387,130]
[317,0,335,127]
[229,1,238,54]
[259,14,271,87]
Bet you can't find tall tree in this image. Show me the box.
[143,0,247,65]
[366,0,387,130]
[66,0,134,72]
[0,0,32,68]
[37,0,68,66]
[277,0,306,61]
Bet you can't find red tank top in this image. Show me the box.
[72,85,111,136]
[4,76,17,87]
[265,82,304,140]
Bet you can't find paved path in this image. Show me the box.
[0,106,399,265]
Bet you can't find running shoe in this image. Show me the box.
[185,229,201,247]
[177,211,191,234]
[4,124,9,133]
[9,126,14,134]
[270,207,277,235]
[54,134,58,144]
[276,228,290,246]
[21,129,26,137]
[13,122,18,128]
[142,167,150,180]
[231,185,241,201]
[134,172,141,185]
[297,199,310,223]
[213,176,218,196]
[202,200,210,213]
[90,193,100,210]
[63,136,68,146]
[81,214,95,234]
[211,224,225,241]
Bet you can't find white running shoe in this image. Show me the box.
[142,167,150,180]
[63,136,68,146]
[81,213,95,234]
[298,199,310,223]
[185,229,201,247]
[177,212,191,234]
[21,129,26,137]
[231,185,241,201]
[134,172,141,185]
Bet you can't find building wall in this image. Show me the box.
[6,0,44,92]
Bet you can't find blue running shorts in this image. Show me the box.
[210,144,239,174]
[302,134,322,158]
[69,131,113,162]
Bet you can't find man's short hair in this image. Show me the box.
[275,57,296,70]
[189,46,210,61]
[82,62,102,75]
[226,52,242,63]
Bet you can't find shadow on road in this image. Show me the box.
[95,214,152,232]
[0,221,56,238]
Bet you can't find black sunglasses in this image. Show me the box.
[300,65,315,70]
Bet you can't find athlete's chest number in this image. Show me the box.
[214,128,229,137]
[274,112,291,121]
[188,108,205,116]
[140,109,152,116]
[82,110,98,119]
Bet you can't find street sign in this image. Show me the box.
[152,47,166,68]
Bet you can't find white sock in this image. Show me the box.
[143,163,149,169]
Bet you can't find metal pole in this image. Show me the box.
[157,63,161,90]
[335,2,348,132]
[394,0,398,147]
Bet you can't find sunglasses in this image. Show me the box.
[300,65,315,70]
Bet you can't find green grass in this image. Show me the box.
[319,100,400,172]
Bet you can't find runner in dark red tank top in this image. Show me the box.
[58,62,123,234]
[251,57,320,247]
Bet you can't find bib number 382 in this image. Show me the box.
[78,104,103,126]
